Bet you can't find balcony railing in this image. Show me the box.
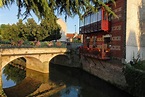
[79,46,110,60]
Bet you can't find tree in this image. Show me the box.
[1,0,116,22]
[16,19,27,40]
[40,18,61,41]
[24,18,39,41]
[1,24,20,41]
[0,18,61,41]
[0,0,2,7]
[42,27,61,41]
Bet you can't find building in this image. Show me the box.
[57,18,67,41]
[79,0,145,62]
[66,33,82,42]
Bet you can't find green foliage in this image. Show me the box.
[0,0,2,7]
[133,60,145,70]
[130,52,145,70]
[1,0,116,22]
[72,38,81,43]
[0,18,61,42]
[0,35,3,40]
[124,64,145,97]
[23,41,31,45]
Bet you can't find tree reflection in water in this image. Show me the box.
[2,63,26,88]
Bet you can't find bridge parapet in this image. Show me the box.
[0,48,68,55]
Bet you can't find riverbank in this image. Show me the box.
[51,48,128,90]
[80,56,127,89]
[51,46,128,90]
[51,53,133,96]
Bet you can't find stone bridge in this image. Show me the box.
[0,47,70,96]
[0,48,69,73]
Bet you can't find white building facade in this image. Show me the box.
[126,0,145,62]
[56,18,67,42]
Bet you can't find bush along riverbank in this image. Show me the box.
[123,63,145,97]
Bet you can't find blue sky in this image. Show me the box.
[0,4,79,33]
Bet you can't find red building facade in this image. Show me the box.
[79,0,126,60]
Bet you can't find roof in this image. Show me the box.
[66,33,82,39]
[66,33,75,38]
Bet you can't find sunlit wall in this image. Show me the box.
[126,0,145,62]
[57,18,67,42]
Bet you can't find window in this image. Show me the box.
[91,12,98,23]
[91,13,94,23]
[79,19,84,27]
[84,16,87,25]
[87,15,91,25]
[93,36,97,48]
[94,12,98,22]
[98,9,102,21]
[86,37,90,47]
[103,0,110,3]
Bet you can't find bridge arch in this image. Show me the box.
[1,56,25,69]
[49,54,71,66]
[1,55,44,70]
[1,53,69,73]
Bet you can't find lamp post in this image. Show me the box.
[75,25,76,33]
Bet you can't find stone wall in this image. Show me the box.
[52,48,128,90]
[80,56,127,89]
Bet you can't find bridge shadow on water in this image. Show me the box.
[2,60,134,97]
[3,77,41,97]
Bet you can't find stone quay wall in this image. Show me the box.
[80,56,127,89]
[53,50,127,90]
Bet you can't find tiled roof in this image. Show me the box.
[66,33,82,39]
[66,33,75,38]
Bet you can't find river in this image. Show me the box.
[2,59,134,97]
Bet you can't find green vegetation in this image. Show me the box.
[0,18,61,42]
[132,60,145,70]
[124,64,145,97]
[129,53,145,70]
[123,52,145,97]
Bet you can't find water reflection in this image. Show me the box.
[2,59,134,97]
[59,86,81,97]
[2,64,26,88]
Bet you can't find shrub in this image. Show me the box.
[124,64,145,97]
[35,41,41,47]
[47,41,54,47]
[130,52,145,71]
[55,41,62,47]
